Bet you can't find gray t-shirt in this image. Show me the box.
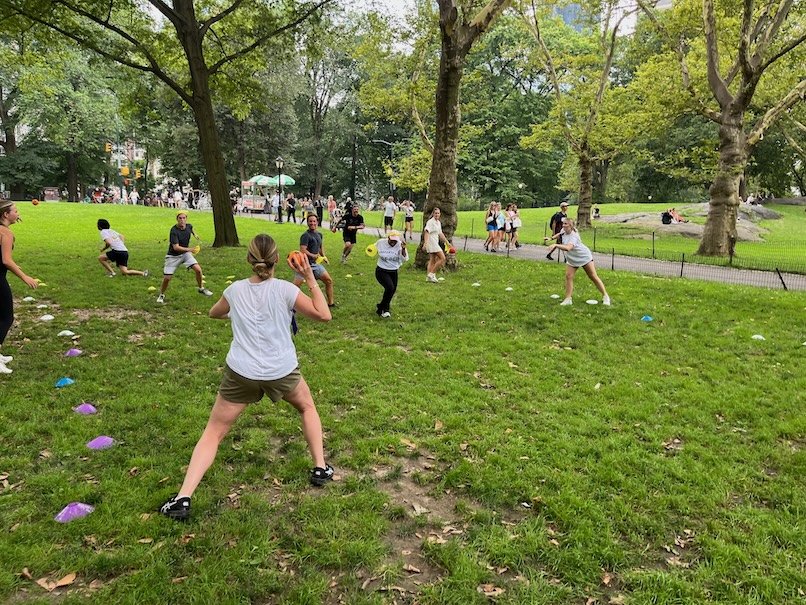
[299,230,323,255]
[563,231,593,267]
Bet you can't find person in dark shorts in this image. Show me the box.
[0,201,39,374]
[547,201,569,260]
[97,219,148,277]
[293,215,335,307]
[157,212,212,303]
[159,234,333,520]
[336,204,364,263]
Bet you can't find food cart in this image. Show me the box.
[240,175,272,213]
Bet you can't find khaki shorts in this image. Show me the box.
[219,365,301,404]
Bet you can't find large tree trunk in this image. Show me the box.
[176,0,238,247]
[415,9,463,268]
[66,151,78,202]
[698,112,745,256]
[577,149,593,228]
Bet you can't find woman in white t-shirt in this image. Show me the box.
[422,207,449,283]
[544,218,610,306]
[160,234,334,521]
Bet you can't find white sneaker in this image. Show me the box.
[0,354,12,364]
[198,288,213,296]
[380,311,391,318]
[560,298,573,306]
[603,296,611,306]
[0,362,12,374]
[427,273,438,283]
[143,269,150,278]
[156,293,165,304]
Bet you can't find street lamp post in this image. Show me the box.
[275,156,284,223]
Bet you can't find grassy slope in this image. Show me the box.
[0,204,804,604]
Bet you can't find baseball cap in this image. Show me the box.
[387,230,401,242]
[560,202,569,207]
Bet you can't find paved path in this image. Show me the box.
[242,213,805,292]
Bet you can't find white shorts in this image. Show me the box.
[163,252,199,275]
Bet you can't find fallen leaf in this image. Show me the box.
[36,577,55,592]
[609,595,626,605]
[594,382,601,390]
[39,450,52,459]
[88,579,103,590]
[477,583,506,597]
[400,438,417,450]
[434,420,444,431]
[507,361,518,368]
[55,573,76,587]
[137,538,154,544]
[171,576,188,584]
[549,538,560,546]
[602,572,613,586]
[403,564,421,574]
[412,503,429,516]
[459,443,469,452]
[129,467,139,476]
[140,513,152,521]
[21,568,33,580]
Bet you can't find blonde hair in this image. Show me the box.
[563,218,577,231]
[247,234,279,280]
[0,201,13,219]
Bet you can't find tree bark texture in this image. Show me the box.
[698,111,745,255]
[66,151,78,202]
[576,149,593,228]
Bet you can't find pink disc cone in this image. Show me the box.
[73,403,97,415]
[86,436,115,450]
[64,348,83,357]
[54,502,95,523]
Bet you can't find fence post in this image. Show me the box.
[593,228,597,252]
[680,253,685,277]
[775,268,788,290]
[652,232,655,259]
[470,218,474,239]
[464,235,468,251]
[611,248,615,271]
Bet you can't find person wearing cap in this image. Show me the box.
[373,230,409,318]
[547,201,570,260]
[0,201,39,374]
[157,212,212,304]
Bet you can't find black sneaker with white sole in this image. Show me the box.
[159,495,191,520]
[309,464,334,487]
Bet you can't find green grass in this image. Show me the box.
[1,203,804,604]
[360,202,806,272]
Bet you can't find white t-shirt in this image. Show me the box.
[563,231,593,267]
[404,204,414,219]
[424,218,442,253]
[376,239,409,271]
[223,278,300,380]
[384,201,397,218]
[100,229,127,252]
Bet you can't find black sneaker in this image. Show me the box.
[159,495,191,520]
[309,464,334,487]
[546,253,553,260]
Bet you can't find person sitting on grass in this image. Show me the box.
[545,218,610,306]
[159,234,334,521]
[96,219,148,278]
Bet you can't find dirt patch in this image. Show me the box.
[71,308,152,322]
[597,203,774,242]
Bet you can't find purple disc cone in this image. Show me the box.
[73,403,97,415]
[86,436,115,450]
[54,502,95,523]
[64,348,83,357]
[55,377,75,388]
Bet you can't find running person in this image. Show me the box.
[374,230,408,318]
[0,201,39,374]
[545,218,610,306]
[422,207,449,283]
[293,215,335,307]
[159,234,334,520]
[96,219,148,277]
[382,196,397,234]
[401,200,415,241]
[157,213,212,303]
[337,204,364,263]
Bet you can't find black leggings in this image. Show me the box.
[0,274,12,345]
[375,267,398,314]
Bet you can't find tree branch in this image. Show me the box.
[702,0,733,108]
[200,0,246,37]
[147,0,186,32]
[753,0,794,64]
[745,78,806,149]
[208,0,333,75]
[460,0,511,56]
[760,30,806,72]
[782,128,806,159]
[410,42,434,154]
[737,0,755,79]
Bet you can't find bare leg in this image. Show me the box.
[177,395,247,497]
[282,377,326,468]
[193,264,204,288]
[564,265,577,300]
[321,274,335,305]
[119,266,145,277]
[98,255,115,274]
[160,275,172,295]
[582,262,608,297]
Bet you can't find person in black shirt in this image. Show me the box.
[293,215,335,306]
[547,201,569,260]
[336,205,364,263]
[286,193,297,224]
[157,212,212,303]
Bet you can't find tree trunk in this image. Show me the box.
[593,158,609,203]
[697,113,745,256]
[577,149,593,228]
[66,151,78,202]
[415,17,463,268]
[176,0,238,247]
[350,135,357,199]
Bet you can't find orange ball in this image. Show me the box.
[287,250,305,270]
[32,199,40,206]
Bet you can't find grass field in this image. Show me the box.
[358,202,806,273]
[1,203,804,604]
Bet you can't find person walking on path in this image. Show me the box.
[96,219,149,278]
[545,218,610,306]
[374,230,408,318]
[159,234,334,520]
[336,204,365,263]
[401,200,415,241]
[422,207,450,283]
[382,196,397,234]
[293,215,335,307]
[157,212,212,303]
[547,201,569,260]
[0,201,39,374]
